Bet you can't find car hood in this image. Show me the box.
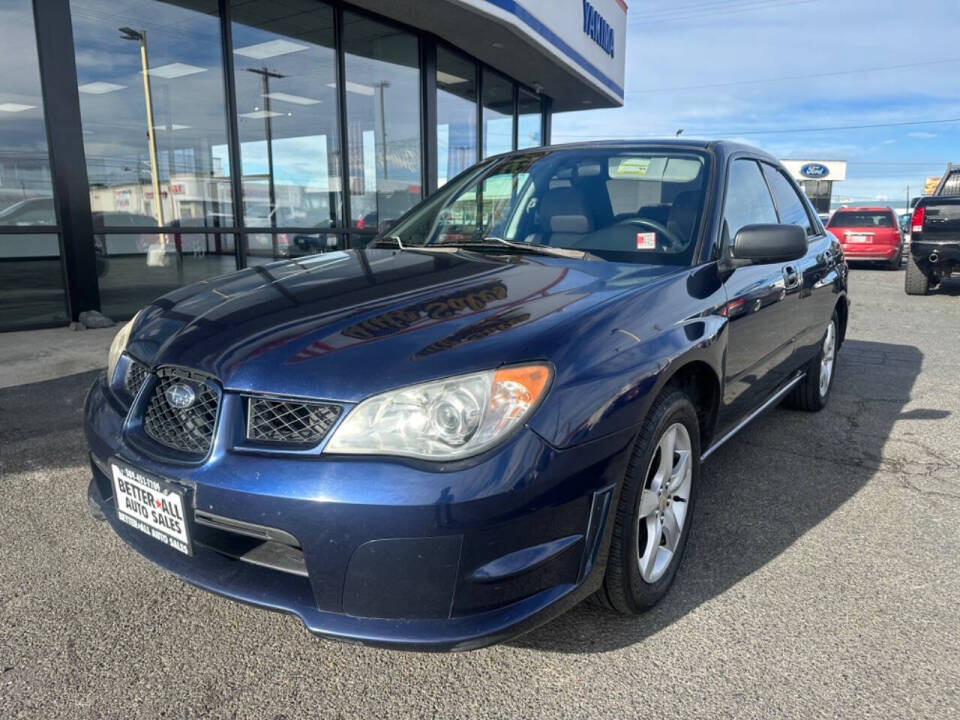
[127,248,678,402]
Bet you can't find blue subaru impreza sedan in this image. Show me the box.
[85,140,848,650]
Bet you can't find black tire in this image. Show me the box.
[597,389,700,614]
[785,311,838,412]
[904,253,930,295]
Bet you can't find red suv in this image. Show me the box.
[826,206,903,269]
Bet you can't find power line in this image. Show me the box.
[626,57,960,95]
[628,0,815,21]
[627,0,822,24]
[553,117,960,139]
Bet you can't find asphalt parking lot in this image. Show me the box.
[2,267,958,719]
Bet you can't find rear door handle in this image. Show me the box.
[782,265,801,289]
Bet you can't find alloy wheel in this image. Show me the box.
[636,422,693,583]
[819,321,836,397]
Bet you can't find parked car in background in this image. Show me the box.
[826,206,903,269]
[904,196,960,294]
[85,141,848,650]
[92,212,161,255]
[0,196,56,225]
[818,211,832,225]
[899,212,912,236]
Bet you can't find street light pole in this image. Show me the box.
[120,27,164,227]
[246,67,285,231]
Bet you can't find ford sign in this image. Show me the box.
[800,163,830,179]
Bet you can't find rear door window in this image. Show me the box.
[723,159,778,244]
[761,164,814,235]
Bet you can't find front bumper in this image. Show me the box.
[84,376,629,650]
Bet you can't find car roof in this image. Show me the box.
[834,206,894,212]
[506,139,779,164]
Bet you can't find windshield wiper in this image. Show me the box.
[373,235,459,253]
[374,235,602,261]
[443,237,602,261]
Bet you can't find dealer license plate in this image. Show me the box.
[848,233,870,243]
[110,460,192,555]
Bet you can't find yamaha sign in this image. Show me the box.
[582,0,615,57]
[800,163,830,179]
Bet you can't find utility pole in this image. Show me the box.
[374,81,390,181]
[246,67,286,231]
[120,27,164,226]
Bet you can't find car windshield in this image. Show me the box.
[385,148,710,265]
[828,211,895,228]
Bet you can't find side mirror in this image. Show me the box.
[731,224,806,265]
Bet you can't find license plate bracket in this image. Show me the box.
[110,459,192,555]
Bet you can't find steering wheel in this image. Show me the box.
[616,218,686,252]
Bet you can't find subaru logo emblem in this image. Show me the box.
[800,163,829,179]
[165,382,196,410]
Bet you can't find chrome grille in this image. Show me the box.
[124,359,149,398]
[246,397,341,445]
[143,368,219,455]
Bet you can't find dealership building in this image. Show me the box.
[781,159,847,214]
[0,0,626,331]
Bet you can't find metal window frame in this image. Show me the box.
[18,0,554,327]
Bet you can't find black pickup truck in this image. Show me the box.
[905,195,960,295]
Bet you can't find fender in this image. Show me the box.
[528,268,728,449]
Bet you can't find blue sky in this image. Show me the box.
[553,0,960,208]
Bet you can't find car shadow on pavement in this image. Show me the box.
[515,339,929,653]
[0,369,100,476]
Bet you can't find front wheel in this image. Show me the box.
[598,390,700,614]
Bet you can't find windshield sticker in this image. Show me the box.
[636,232,657,250]
[614,158,650,177]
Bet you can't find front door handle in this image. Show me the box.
[782,265,801,289]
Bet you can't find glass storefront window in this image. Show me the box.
[96,230,237,318]
[0,234,67,329]
[436,48,477,187]
[343,12,421,231]
[231,0,342,236]
[482,69,514,158]
[70,0,233,229]
[517,88,542,150]
[245,231,341,266]
[0,0,56,225]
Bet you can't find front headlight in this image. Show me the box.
[325,364,551,460]
[106,310,142,384]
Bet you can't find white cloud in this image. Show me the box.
[908,132,937,139]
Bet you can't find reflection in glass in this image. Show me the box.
[436,48,477,187]
[0,234,67,329]
[0,0,55,224]
[70,0,233,228]
[231,0,342,233]
[245,231,341,265]
[343,12,422,230]
[516,88,542,150]
[482,70,514,158]
[96,229,238,318]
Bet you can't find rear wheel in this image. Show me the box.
[904,253,930,295]
[598,390,700,614]
[886,248,902,270]
[785,311,838,412]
